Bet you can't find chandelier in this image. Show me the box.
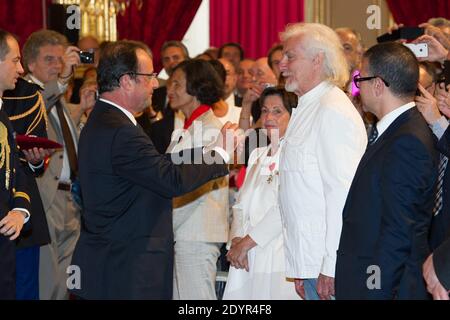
[53,0,143,41]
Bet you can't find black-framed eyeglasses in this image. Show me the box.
[118,72,158,81]
[132,72,158,80]
[353,73,390,89]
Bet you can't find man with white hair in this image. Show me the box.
[278,23,367,300]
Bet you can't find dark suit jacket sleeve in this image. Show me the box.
[111,124,229,199]
[12,147,31,212]
[368,135,436,299]
[434,236,450,290]
[437,125,450,158]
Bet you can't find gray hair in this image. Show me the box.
[428,17,450,28]
[280,23,349,88]
[22,29,68,74]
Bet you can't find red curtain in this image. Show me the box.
[117,0,202,73]
[387,0,450,26]
[210,0,304,60]
[0,0,50,48]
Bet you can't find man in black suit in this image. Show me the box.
[70,40,234,300]
[335,42,438,299]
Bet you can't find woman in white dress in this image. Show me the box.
[223,86,300,300]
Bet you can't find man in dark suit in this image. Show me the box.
[70,40,234,300]
[335,42,438,299]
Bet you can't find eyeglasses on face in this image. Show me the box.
[353,73,390,89]
[118,72,158,81]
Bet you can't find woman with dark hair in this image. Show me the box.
[167,59,230,300]
[223,86,300,300]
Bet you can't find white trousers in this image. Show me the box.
[173,241,222,300]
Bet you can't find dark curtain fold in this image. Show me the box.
[387,0,450,26]
[117,0,202,73]
[0,0,50,47]
[210,0,304,60]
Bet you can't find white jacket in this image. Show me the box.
[169,110,230,243]
[279,81,367,279]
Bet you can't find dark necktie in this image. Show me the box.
[433,153,449,216]
[55,101,78,180]
[367,125,379,146]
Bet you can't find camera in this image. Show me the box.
[79,50,95,64]
[404,43,428,58]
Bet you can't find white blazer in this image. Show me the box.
[169,109,230,243]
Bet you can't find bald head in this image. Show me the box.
[335,27,363,72]
[252,57,277,86]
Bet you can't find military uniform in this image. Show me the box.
[0,107,31,299]
[3,78,51,299]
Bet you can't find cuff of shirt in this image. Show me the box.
[321,255,337,278]
[431,116,449,140]
[28,160,44,172]
[12,208,30,224]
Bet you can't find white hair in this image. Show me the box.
[280,23,349,88]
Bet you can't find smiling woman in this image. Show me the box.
[223,86,299,300]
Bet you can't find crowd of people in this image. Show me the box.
[1,16,450,300]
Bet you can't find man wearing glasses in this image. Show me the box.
[335,42,438,299]
[69,41,235,300]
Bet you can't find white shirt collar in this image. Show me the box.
[0,98,3,110]
[28,74,45,89]
[376,102,416,141]
[99,98,137,126]
[297,81,332,106]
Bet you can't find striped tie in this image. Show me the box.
[367,125,378,146]
[433,153,449,216]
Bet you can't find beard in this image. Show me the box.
[284,79,298,93]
